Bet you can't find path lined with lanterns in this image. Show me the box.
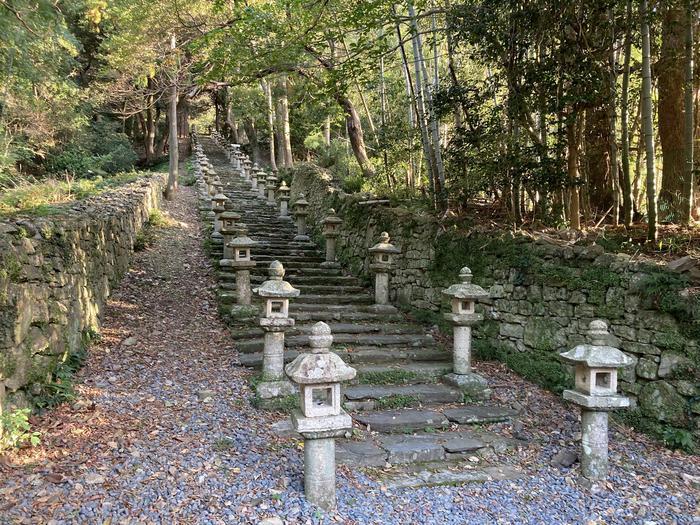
[1,133,697,523]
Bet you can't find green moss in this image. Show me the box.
[614,409,697,454]
[358,369,419,385]
[252,394,299,413]
[473,339,572,393]
[374,394,420,410]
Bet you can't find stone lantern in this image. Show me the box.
[266,173,278,205]
[441,267,491,399]
[243,159,253,181]
[293,194,310,242]
[560,320,632,481]
[368,232,400,313]
[227,231,257,307]
[278,181,291,217]
[257,171,267,199]
[219,211,242,261]
[211,192,229,245]
[321,209,342,268]
[285,322,356,511]
[254,261,300,399]
[251,168,259,190]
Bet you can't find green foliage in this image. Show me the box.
[33,346,87,410]
[45,120,137,177]
[637,271,700,340]
[473,340,572,393]
[615,409,697,455]
[0,408,41,450]
[0,171,143,217]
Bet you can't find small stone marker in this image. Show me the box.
[228,229,257,307]
[265,173,278,205]
[441,266,491,399]
[321,209,342,268]
[368,232,400,313]
[293,194,310,241]
[253,261,300,399]
[278,181,291,217]
[285,322,356,511]
[560,320,632,482]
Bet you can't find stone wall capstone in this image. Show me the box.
[290,163,700,440]
[0,175,165,410]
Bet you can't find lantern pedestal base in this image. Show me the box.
[256,379,297,399]
[367,304,398,314]
[294,234,311,242]
[211,231,223,245]
[320,261,341,269]
[443,372,491,400]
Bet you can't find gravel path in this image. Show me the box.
[0,187,698,524]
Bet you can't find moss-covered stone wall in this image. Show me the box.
[290,164,700,446]
[0,174,165,411]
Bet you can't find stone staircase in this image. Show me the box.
[198,136,526,486]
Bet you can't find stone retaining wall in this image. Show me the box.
[0,175,165,409]
[290,163,700,440]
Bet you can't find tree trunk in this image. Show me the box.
[620,0,634,227]
[324,116,331,146]
[334,92,374,178]
[641,0,658,240]
[243,117,259,164]
[584,105,613,214]
[567,114,582,230]
[608,8,620,225]
[165,35,178,201]
[279,75,293,168]
[659,3,688,220]
[681,1,695,224]
[261,79,277,171]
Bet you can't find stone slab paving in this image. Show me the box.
[344,384,463,404]
[353,409,450,433]
[444,406,520,424]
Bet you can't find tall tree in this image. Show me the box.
[641,0,658,240]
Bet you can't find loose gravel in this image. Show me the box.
[0,185,697,525]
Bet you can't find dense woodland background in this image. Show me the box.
[1,0,699,241]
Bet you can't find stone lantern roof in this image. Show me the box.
[442,267,488,300]
[279,181,290,196]
[212,192,229,205]
[229,234,257,249]
[254,260,300,298]
[369,232,400,255]
[294,194,309,212]
[560,320,633,368]
[219,211,241,222]
[323,209,342,227]
[285,322,356,384]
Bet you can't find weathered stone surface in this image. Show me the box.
[336,440,387,467]
[344,384,462,404]
[0,174,164,407]
[443,406,519,424]
[353,409,449,433]
[443,437,485,453]
[382,465,524,489]
[385,440,445,464]
[639,381,688,426]
[658,352,693,378]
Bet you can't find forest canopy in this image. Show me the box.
[1,0,698,238]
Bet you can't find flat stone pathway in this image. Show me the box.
[0,186,699,524]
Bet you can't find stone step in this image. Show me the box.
[292,310,404,323]
[353,362,452,383]
[235,332,436,353]
[238,344,449,369]
[219,273,360,286]
[344,384,463,408]
[377,464,524,489]
[353,409,450,433]
[235,322,425,339]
